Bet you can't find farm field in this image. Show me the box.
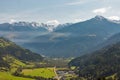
[21,68,56,78]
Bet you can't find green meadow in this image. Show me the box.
[0,72,34,80]
[21,68,55,78]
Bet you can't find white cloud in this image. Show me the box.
[67,1,84,6]
[108,16,120,20]
[46,20,60,26]
[9,19,17,24]
[93,8,106,14]
[93,7,111,14]
[66,0,108,6]
[66,0,85,6]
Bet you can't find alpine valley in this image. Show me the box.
[0,15,120,80]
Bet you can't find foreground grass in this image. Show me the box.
[105,73,118,80]
[21,68,55,78]
[0,72,34,80]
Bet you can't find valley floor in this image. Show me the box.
[0,58,77,80]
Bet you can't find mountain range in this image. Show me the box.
[22,15,120,57]
[1,15,120,57]
[0,22,71,32]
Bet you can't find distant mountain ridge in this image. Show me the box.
[0,15,119,32]
[0,21,72,32]
[95,32,120,50]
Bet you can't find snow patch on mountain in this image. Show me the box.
[9,21,71,32]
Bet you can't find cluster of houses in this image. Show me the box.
[56,70,77,80]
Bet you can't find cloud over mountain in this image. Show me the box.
[93,7,111,14]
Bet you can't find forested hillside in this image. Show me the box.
[69,42,120,80]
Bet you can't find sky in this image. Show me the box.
[0,0,120,24]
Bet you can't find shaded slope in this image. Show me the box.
[69,42,120,79]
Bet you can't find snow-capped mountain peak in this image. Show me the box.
[94,15,106,20]
[11,21,40,27]
[9,21,70,32]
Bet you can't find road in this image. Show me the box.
[54,66,61,80]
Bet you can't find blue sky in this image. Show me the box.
[0,0,120,24]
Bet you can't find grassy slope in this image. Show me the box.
[21,68,55,78]
[0,38,12,47]
[0,55,34,80]
[0,72,34,80]
[3,55,26,67]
